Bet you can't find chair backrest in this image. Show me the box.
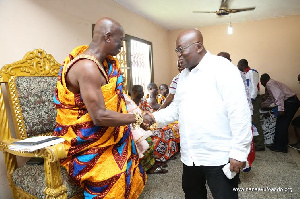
[0,49,61,139]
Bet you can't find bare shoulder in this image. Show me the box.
[66,59,106,93]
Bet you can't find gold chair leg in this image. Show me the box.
[44,159,67,199]
[3,152,18,199]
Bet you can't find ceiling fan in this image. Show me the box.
[193,0,255,16]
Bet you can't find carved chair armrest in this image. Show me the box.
[1,138,69,198]
[0,139,67,161]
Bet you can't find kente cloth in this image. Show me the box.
[140,99,178,162]
[138,99,156,171]
[140,137,156,172]
[157,94,166,105]
[168,122,180,144]
[53,45,146,199]
[157,95,180,144]
[152,126,178,162]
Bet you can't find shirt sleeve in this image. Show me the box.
[266,81,285,111]
[169,74,179,94]
[220,66,252,162]
[152,91,179,127]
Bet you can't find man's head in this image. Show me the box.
[147,83,158,96]
[217,52,231,62]
[260,73,271,87]
[90,17,125,56]
[175,29,206,71]
[237,59,249,72]
[159,84,169,97]
[132,85,144,99]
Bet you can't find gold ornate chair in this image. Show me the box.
[0,49,83,198]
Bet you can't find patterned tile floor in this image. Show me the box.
[139,148,300,199]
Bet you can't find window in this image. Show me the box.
[125,35,154,94]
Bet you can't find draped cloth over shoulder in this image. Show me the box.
[53,45,146,198]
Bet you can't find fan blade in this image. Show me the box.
[193,11,217,14]
[229,7,256,13]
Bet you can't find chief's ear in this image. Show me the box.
[105,32,112,42]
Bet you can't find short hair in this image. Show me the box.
[147,83,157,90]
[160,84,168,89]
[132,85,143,94]
[217,52,231,61]
[260,73,270,81]
[238,59,248,67]
[160,84,169,94]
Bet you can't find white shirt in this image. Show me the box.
[241,71,253,115]
[245,69,260,100]
[153,52,252,166]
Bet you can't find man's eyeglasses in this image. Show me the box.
[175,42,201,54]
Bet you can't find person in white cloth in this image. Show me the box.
[143,29,252,199]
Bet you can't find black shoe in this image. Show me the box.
[288,142,300,150]
[267,145,287,153]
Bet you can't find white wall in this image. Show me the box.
[0,0,172,85]
[168,15,300,95]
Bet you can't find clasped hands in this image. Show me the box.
[140,111,156,130]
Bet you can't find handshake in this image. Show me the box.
[141,111,157,130]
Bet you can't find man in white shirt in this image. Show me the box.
[217,52,253,114]
[238,59,265,151]
[144,29,252,198]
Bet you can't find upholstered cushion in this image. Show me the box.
[15,76,57,137]
[12,164,83,199]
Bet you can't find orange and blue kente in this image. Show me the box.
[53,45,146,199]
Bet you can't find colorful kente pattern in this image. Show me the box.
[140,98,178,162]
[157,94,165,105]
[138,99,156,171]
[53,45,146,199]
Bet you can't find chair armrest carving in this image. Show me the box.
[44,143,67,162]
[1,139,67,162]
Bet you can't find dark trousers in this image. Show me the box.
[182,163,238,199]
[274,96,299,151]
[252,95,265,149]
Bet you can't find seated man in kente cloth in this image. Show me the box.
[53,17,146,199]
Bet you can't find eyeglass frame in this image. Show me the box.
[175,41,201,54]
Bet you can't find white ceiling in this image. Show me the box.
[113,0,300,30]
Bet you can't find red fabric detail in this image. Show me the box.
[244,67,250,73]
[247,126,255,167]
